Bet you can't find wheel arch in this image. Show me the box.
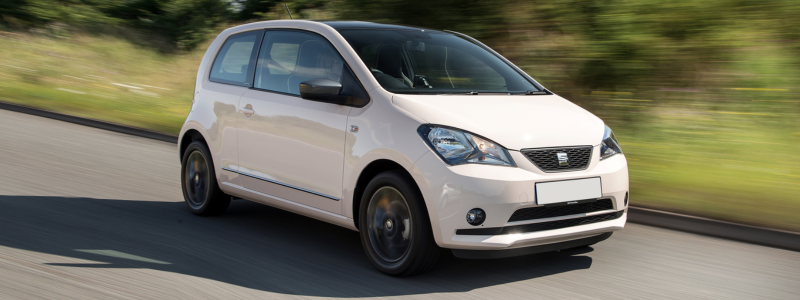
[352,159,423,230]
[179,128,208,160]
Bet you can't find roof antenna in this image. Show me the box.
[285,3,293,20]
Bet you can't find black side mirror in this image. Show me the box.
[299,78,342,100]
[299,79,369,107]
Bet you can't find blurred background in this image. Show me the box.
[0,0,798,231]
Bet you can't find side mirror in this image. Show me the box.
[299,79,342,101]
[299,79,369,107]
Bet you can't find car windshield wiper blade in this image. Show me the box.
[464,91,518,95]
[525,90,547,95]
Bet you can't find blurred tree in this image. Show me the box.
[235,0,279,20]
[339,0,507,41]
[0,0,32,27]
[235,0,331,20]
[1,0,797,87]
[1,0,117,29]
[104,0,231,50]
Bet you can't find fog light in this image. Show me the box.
[466,208,485,226]
[624,192,629,207]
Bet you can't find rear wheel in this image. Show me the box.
[359,171,439,276]
[181,141,230,216]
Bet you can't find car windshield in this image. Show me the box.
[338,29,542,94]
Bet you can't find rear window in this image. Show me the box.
[209,30,263,86]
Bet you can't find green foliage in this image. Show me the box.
[236,0,279,21]
[104,0,232,50]
[339,0,506,41]
[1,0,118,29]
[1,0,231,50]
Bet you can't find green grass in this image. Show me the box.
[598,90,800,231]
[0,31,202,134]
[1,30,798,232]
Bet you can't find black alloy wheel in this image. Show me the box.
[181,141,230,215]
[367,186,413,263]
[359,170,439,276]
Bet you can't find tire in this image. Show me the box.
[181,141,230,216]
[359,170,439,276]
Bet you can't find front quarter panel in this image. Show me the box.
[342,89,430,222]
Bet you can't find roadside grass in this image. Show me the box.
[1,31,798,231]
[615,98,800,231]
[592,41,800,232]
[0,31,202,134]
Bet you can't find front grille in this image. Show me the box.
[455,211,624,236]
[522,146,593,172]
[508,199,614,222]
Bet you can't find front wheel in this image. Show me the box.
[359,171,439,276]
[181,141,230,216]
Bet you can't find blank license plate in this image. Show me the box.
[536,177,602,205]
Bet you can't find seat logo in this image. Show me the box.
[557,152,569,166]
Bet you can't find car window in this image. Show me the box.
[264,43,299,75]
[407,45,506,91]
[254,31,345,95]
[209,30,263,86]
[339,29,542,94]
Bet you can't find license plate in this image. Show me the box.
[536,177,602,205]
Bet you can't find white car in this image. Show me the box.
[179,20,628,276]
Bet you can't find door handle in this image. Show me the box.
[241,104,254,117]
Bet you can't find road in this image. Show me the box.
[0,108,798,299]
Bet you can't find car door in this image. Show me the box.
[202,30,263,188]
[236,29,354,214]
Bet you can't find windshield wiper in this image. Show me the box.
[525,90,547,95]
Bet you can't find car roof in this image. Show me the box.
[319,21,435,32]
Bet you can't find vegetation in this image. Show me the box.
[0,0,798,231]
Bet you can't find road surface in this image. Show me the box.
[1,109,798,299]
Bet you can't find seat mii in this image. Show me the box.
[179,20,629,276]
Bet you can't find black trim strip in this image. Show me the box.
[221,167,339,201]
[456,210,624,236]
[509,198,614,222]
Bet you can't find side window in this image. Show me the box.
[209,30,263,86]
[255,30,351,96]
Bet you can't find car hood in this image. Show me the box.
[392,94,605,150]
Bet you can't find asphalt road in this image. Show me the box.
[1,108,799,300]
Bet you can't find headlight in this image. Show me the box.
[600,125,623,160]
[418,125,515,167]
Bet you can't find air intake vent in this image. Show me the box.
[455,211,623,236]
[508,199,614,222]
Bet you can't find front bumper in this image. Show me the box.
[411,145,629,251]
[451,232,614,259]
